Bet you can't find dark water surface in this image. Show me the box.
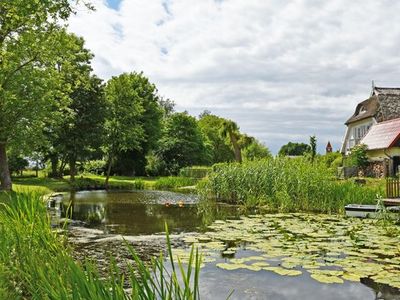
[49,190,399,300]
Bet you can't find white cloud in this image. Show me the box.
[68,0,400,153]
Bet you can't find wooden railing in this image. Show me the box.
[386,178,400,198]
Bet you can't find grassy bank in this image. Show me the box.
[0,192,201,299]
[11,174,193,194]
[198,158,383,213]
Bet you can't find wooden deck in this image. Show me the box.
[382,198,400,206]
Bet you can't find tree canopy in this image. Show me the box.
[279,142,311,156]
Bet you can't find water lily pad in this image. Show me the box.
[263,267,302,276]
[310,273,344,284]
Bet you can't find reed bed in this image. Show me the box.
[0,192,201,299]
[199,157,382,213]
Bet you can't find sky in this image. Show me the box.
[68,0,400,154]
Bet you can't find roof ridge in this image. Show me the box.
[375,117,400,125]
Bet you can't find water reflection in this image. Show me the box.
[49,190,240,235]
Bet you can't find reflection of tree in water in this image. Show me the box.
[361,277,400,299]
[61,201,106,226]
[196,199,242,231]
[105,202,202,235]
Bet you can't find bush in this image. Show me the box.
[179,166,211,179]
[83,160,107,175]
[154,177,195,189]
[199,157,381,213]
[145,153,166,176]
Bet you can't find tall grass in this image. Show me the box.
[0,192,201,299]
[154,177,196,190]
[199,157,382,213]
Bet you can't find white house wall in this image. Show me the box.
[340,117,376,154]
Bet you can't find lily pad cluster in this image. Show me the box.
[172,213,400,289]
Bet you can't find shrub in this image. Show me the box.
[83,160,107,175]
[154,177,195,189]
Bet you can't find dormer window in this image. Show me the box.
[359,106,366,114]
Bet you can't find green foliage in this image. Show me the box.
[0,192,201,299]
[156,112,209,175]
[8,155,29,175]
[145,152,167,176]
[84,160,107,175]
[309,135,317,163]
[242,140,272,161]
[179,166,211,179]
[199,158,380,213]
[198,113,234,163]
[112,73,163,176]
[154,177,196,189]
[348,144,369,167]
[279,142,311,156]
[220,119,242,163]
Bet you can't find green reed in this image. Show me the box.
[199,157,382,213]
[0,192,201,299]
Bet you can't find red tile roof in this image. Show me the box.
[361,118,400,150]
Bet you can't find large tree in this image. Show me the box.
[42,32,103,180]
[198,112,234,163]
[156,112,209,175]
[112,73,163,176]
[103,73,147,188]
[0,1,84,190]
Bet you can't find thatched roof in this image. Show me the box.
[345,86,400,125]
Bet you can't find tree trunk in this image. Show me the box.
[0,142,12,191]
[229,132,242,163]
[69,157,76,182]
[35,160,39,177]
[49,155,59,178]
[105,155,113,190]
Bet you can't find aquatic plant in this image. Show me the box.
[199,157,382,213]
[0,192,201,299]
[173,213,400,289]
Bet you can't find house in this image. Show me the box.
[360,118,400,176]
[340,84,400,176]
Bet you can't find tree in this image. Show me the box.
[309,135,317,163]
[198,113,234,163]
[278,142,311,156]
[220,120,242,163]
[242,140,272,161]
[56,75,107,181]
[40,32,104,181]
[0,1,86,190]
[112,73,163,176]
[103,73,146,188]
[156,112,209,175]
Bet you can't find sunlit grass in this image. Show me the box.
[0,192,202,299]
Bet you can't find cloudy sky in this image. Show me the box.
[69,0,400,153]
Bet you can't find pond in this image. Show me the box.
[48,190,400,300]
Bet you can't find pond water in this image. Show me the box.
[48,190,400,300]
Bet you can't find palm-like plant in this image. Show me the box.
[220,120,242,163]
